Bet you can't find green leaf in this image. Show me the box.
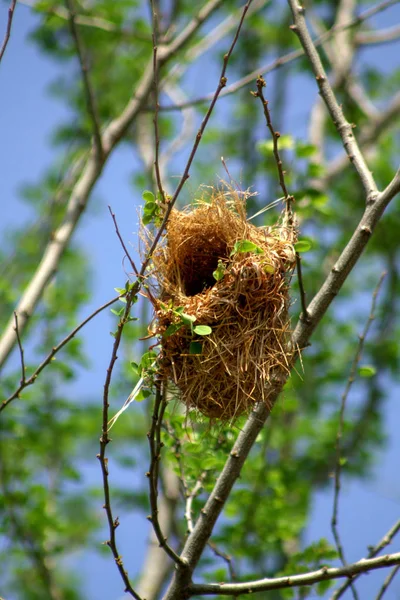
[189,341,203,354]
[142,190,154,203]
[143,201,156,213]
[130,361,139,374]
[264,263,275,274]
[180,312,196,326]
[142,213,153,225]
[164,323,183,337]
[193,325,212,336]
[213,260,226,281]
[231,240,264,255]
[110,307,124,316]
[295,142,317,158]
[358,365,377,378]
[295,239,312,253]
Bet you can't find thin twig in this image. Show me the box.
[287,0,377,200]
[108,206,139,276]
[1,294,123,412]
[154,0,399,113]
[147,380,185,564]
[0,0,17,63]
[150,0,167,205]
[295,253,310,322]
[141,0,253,272]
[375,564,400,599]
[331,519,400,599]
[253,75,294,224]
[331,272,386,600]
[13,312,26,385]
[65,0,103,160]
[98,285,142,599]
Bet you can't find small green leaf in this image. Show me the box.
[142,190,155,203]
[143,201,156,213]
[164,323,183,337]
[339,457,348,466]
[193,325,212,336]
[142,213,153,225]
[231,240,264,255]
[213,260,226,281]
[111,307,124,316]
[264,263,275,274]
[358,365,377,378]
[130,361,139,374]
[180,313,196,326]
[295,142,317,158]
[189,341,203,354]
[295,239,312,253]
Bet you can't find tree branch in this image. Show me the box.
[65,0,103,160]
[331,519,400,599]
[331,272,386,600]
[288,0,377,199]
[0,0,224,371]
[189,552,400,596]
[0,0,17,63]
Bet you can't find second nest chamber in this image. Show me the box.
[149,186,296,421]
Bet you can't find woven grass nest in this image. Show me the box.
[148,187,296,421]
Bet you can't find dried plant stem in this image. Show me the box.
[331,272,386,599]
[295,253,309,322]
[13,312,26,385]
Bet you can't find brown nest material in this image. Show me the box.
[148,187,296,420]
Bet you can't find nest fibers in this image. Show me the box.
[148,187,296,421]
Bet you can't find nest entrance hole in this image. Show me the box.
[177,236,229,297]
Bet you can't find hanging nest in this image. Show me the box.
[147,186,297,421]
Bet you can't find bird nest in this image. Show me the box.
[147,187,296,420]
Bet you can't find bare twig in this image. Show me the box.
[331,272,386,600]
[189,552,400,596]
[108,206,139,276]
[288,0,377,200]
[97,286,142,599]
[147,380,184,564]
[65,0,103,160]
[295,253,309,322]
[331,519,400,599]
[253,75,294,222]
[0,0,17,63]
[155,0,399,113]
[1,293,122,412]
[375,565,400,599]
[150,0,167,205]
[141,0,253,272]
[13,312,26,385]
[357,23,400,45]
